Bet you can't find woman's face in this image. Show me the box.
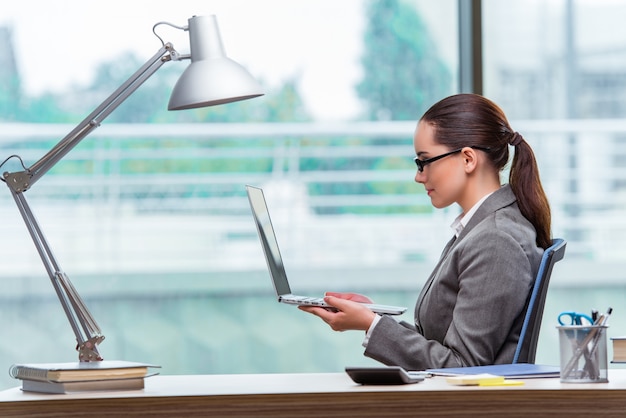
[413,121,467,209]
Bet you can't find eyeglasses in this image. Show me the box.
[413,146,490,173]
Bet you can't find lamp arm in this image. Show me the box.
[5,43,176,191]
[2,42,181,361]
[9,188,104,361]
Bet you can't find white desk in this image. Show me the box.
[1,370,626,417]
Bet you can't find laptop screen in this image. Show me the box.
[246,185,292,297]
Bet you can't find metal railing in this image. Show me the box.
[1,120,626,282]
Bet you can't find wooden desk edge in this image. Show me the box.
[2,371,626,417]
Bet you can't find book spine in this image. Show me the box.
[9,365,49,381]
[21,379,65,394]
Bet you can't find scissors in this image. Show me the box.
[558,311,594,326]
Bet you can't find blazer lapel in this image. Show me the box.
[457,185,517,242]
[414,234,457,318]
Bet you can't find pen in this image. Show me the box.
[589,307,612,352]
[600,307,613,325]
[587,308,611,378]
[591,309,599,323]
[586,307,612,379]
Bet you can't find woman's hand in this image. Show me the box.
[324,291,373,304]
[298,295,377,332]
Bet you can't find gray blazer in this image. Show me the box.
[364,185,544,370]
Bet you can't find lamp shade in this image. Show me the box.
[168,15,264,110]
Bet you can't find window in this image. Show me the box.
[484,0,626,362]
[0,0,458,389]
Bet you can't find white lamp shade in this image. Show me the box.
[168,58,264,110]
[168,15,264,110]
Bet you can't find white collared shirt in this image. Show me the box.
[450,191,494,237]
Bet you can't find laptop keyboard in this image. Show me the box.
[288,295,327,306]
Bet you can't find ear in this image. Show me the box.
[460,147,478,174]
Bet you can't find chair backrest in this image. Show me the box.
[512,238,567,364]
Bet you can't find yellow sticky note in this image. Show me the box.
[479,379,524,387]
[446,373,505,386]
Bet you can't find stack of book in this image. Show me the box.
[9,360,160,394]
[611,336,626,363]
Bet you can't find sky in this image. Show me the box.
[1,0,366,121]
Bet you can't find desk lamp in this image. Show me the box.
[1,15,263,362]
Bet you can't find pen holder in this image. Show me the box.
[557,325,608,383]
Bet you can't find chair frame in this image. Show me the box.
[512,238,567,364]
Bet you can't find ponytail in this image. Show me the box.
[508,137,552,249]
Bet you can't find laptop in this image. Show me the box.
[245,185,407,316]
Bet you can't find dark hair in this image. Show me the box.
[420,93,552,249]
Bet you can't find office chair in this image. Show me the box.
[512,238,567,364]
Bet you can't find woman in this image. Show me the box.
[299,93,552,371]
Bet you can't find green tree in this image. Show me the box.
[0,26,22,121]
[10,50,309,124]
[71,53,310,124]
[0,74,21,121]
[356,0,452,121]
[19,93,83,123]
